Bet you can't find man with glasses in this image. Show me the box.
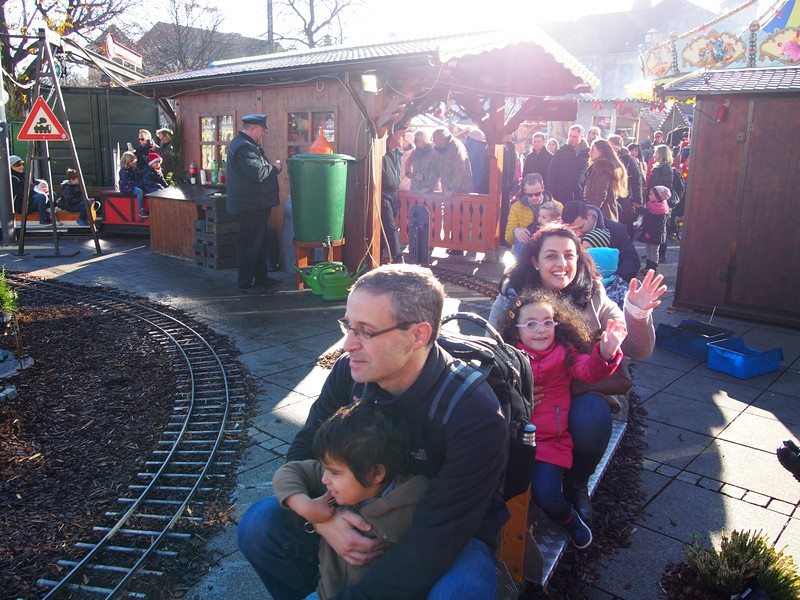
[133,129,158,173]
[505,172,555,257]
[238,264,509,599]
[226,114,282,293]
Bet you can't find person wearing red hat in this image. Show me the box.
[142,152,168,195]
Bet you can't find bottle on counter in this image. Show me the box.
[211,158,219,185]
[218,160,227,185]
[189,161,197,184]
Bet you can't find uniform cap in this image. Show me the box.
[241,114,268,128]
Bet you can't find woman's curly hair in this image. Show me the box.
[498,288,598,361]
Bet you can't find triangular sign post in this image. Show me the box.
[18,96,70,141]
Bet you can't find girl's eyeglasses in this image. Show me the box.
[516,319,558,331]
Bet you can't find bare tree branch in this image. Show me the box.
[271,0,364,49]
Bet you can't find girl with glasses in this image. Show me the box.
[497,287,626,550]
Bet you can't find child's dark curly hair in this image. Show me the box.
[498,288,597,359]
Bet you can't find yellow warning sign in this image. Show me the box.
[18,96,70,141]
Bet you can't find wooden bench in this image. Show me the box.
[496,419,628,597]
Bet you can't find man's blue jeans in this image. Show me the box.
[237,497,498,600]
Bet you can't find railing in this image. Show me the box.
[396,190,501,253]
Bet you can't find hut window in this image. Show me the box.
[287,110,336,157]
[200,114,234,170]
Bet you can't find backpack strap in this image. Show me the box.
[428,360,491,426]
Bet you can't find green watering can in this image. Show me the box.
[293,262,346,296]
[319,266,366,301]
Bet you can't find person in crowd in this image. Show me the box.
[118,151,147,218]
[407,130,438,193]
[644,130,665,181]
[133,129,159,173]
[522,131,554,190]
[399,131,415,191]
[226,114,281,293]
[155,128,175,176]
[546,138,559,155]
[586,126,603,145]
[608,135,643,239]
[777,439,800,483]
[238,264,509,599]
[627,143,646,175]
[273,399,429,600]
[646,144,675,263]
[583,139,627,222]
[505,172,554,257]
[638,186,671,274]
[500,134,519,247]
[489,224,665,523]
[561,201,641,283]
[58,167,97,226]
[498,288,625,549]
[548,125,589,204]
[381,123,406,264]
[537,201,562,227]
[10,155,48,223]
[464,128,489,194]
[431,127,473,193]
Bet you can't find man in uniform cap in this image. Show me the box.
[226,114,283,293]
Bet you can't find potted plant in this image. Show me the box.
[0,267,18,322]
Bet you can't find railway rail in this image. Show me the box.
[8,276,248,599]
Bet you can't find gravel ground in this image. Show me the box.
[0,280,246,600]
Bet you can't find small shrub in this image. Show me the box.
[684,530,800,599]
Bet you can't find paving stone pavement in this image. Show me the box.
[2,235,798,599]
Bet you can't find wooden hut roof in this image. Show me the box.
[131,29,598,98]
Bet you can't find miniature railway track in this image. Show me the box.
[9,276,247,599]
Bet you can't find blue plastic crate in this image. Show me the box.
[707,337,783,379]
[656,319,734,361]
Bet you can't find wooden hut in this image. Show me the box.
[131,30,597,270]
[666,67,800,327]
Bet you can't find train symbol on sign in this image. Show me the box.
[17,96,70,141]
[33,118,52,135]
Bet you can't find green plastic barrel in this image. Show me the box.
[288,153,354,243]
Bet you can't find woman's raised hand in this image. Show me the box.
[628,269,667,311]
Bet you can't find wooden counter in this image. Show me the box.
[148,185,221,260]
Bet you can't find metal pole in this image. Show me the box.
[0,69,15,244]
[41,29,102,254]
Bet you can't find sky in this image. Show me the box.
[213,0,725,43]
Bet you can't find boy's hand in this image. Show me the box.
[600,318,627,361]
[284,491,335,524]
[315,510,389,566]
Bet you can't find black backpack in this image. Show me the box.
[435,313,535,500]
[671,167,685,206]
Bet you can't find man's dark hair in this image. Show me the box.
[561,200,590,225]
[65,167,78,180]
[312,400,410,488]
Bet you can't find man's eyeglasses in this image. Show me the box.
[516,319,559,331]
[531,191,544,197]
[138,137,147,141]
[338,318,416,341]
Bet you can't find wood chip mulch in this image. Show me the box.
[0,281,250,600]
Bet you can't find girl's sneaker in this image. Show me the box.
[561,508,592,549]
